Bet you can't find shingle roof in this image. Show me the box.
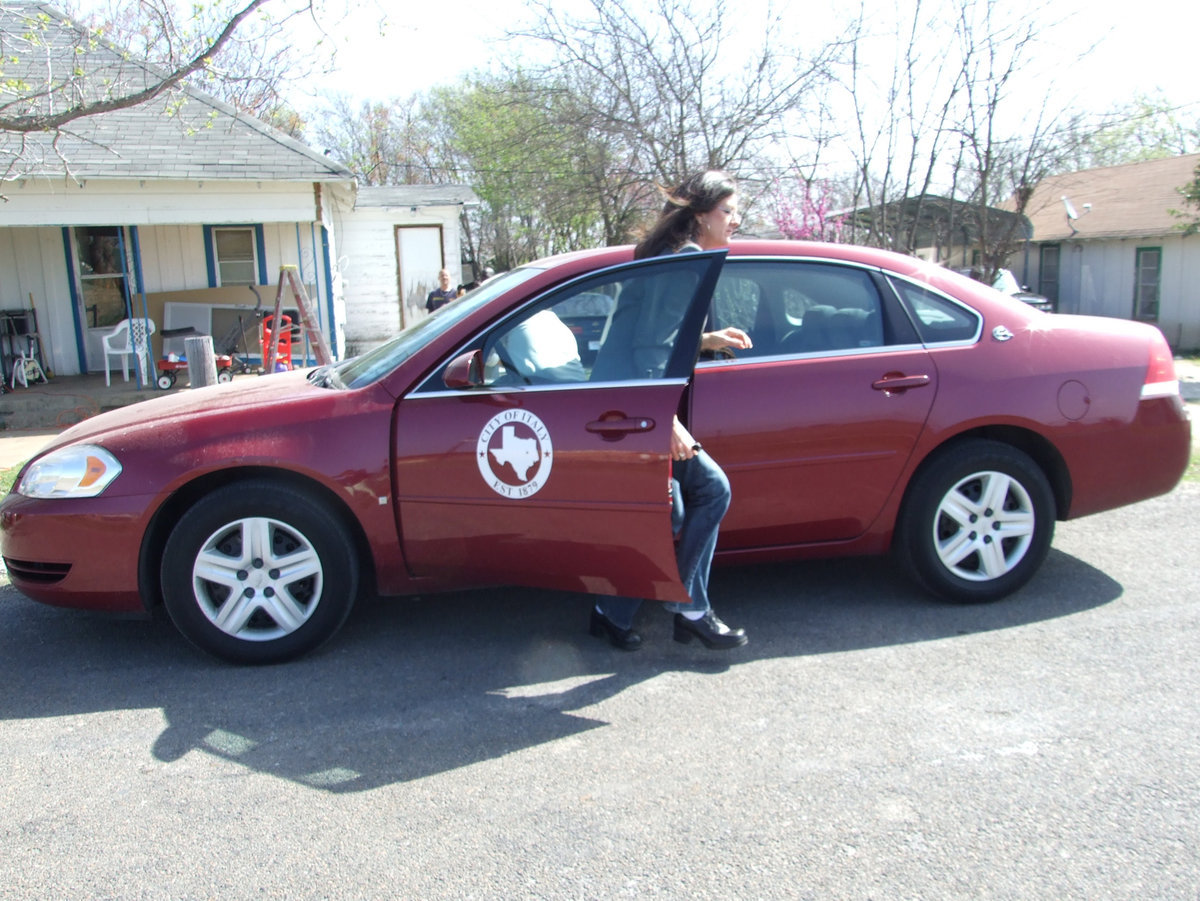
[1023,153,1200,242]
[0,2,352,182]
[355,185,480,208]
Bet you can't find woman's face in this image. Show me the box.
[694,194,741,250]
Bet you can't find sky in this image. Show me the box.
[63,0,1200,141]
[291,0,1198,116]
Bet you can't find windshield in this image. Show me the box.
[334,268,542,389]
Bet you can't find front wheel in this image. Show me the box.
[160,481,359,664]
[157,372,176,390]
[895,440,1056,603]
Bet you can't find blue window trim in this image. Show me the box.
[62,227,88,374]
[320,223,337,354]
[204,224,268,286]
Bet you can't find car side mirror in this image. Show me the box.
[443,350,484,389]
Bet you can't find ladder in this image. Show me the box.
[265,266,333,371]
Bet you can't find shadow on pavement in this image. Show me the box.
[0,547,1120,792]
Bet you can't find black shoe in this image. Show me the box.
[673,611,748,649]
[589,609,642,651]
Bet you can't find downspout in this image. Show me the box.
[320,223,337,358]
[313,182,339,358]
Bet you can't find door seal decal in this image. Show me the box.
[477,410,554,498]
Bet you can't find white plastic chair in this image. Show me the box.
[102,317,156,386]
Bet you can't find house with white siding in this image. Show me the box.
[0,2,360,380]
[0,3,475,381]
[1015,153,1200,350]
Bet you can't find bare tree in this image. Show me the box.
[313,92,445,186]
[838,0,968,252]
[833,0,1084,278]
[2,0,281,131]
[0,0,332,171]
[512,0,844,189]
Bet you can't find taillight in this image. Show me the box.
[1141,336,1180,399]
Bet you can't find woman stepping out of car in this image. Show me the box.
[589,169,753,652]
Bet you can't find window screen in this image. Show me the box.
[214,227,258,286]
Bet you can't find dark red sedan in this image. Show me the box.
[1,241,1190,663]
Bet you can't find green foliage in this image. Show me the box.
[1172,163,1200,236]
[317,73,651,271]
[427,75,634,267]
[1065,93,1200,169]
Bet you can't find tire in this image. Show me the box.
[157,372,176,390]
[895,439,1055,603]
[216,368,233,383]
[160,481,359,664]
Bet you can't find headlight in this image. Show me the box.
[18,445,123,499]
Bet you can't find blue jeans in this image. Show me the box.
[596,451,731,629]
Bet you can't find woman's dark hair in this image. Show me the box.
[633,169,738,259]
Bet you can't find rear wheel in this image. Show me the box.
[160,481,359,664]
[896,440,1055,602]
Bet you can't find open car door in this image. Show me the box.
[393,251,726,602]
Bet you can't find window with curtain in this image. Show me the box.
[213,227,258,286]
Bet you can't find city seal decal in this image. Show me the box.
[477,409,554,498]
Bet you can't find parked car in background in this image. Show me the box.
[957,267,1054,312]
[1,241,1189,663]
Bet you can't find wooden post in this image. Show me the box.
[184,335,218,388]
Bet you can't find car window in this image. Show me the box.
[710,273,761,335]
[340,267,541,388]
[888,277,982,344]
[707,260,887,359]
[479,254,717,387]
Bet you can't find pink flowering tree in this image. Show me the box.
[771,179,846,242]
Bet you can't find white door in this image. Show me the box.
[395,226,445,327]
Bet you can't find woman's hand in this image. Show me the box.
[671,416,699,461]
[701,326,752,353]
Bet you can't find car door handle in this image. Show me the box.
[586,416,657,438]
[872,373,931,393]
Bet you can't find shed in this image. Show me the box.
[337,185,480,355]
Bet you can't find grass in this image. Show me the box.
[0,466,16,496]
[1186,443,1200,484]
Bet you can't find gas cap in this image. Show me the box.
[1057,379,1091,421]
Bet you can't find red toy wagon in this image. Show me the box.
[155,354,235,389]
